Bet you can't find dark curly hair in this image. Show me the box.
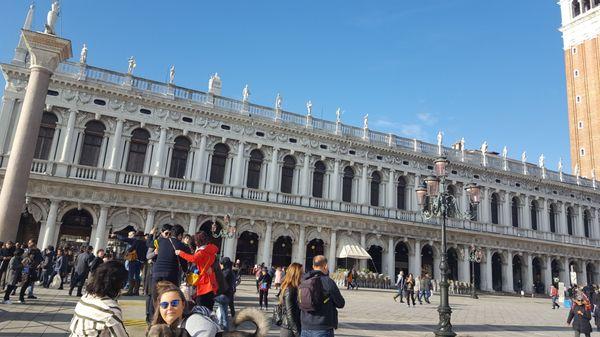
[85,260,127,299]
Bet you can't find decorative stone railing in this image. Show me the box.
[52,62,598,191]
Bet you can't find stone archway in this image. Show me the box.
[367,245,383,273]
[306,239,325,271]
[491,252,503,292]
[447,248,459,281]
[395,241,410,276]
[271,236,292,268]
[513,255,524,292]
[58,208,93,250]
[235,231,259,273]
[16,209,41,245]
[421,244,434,277]
[532,257,544,294]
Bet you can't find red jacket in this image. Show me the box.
[178,243,219,296]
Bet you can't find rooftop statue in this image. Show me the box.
[502,146,507,159]
[306,100,313,116]
[539,154,545,168]
[521,151,527,163]
[80,44,87,64]
[336,108,342,123]
[363,114,369,129]
[558,158,563,173]
[242,85,250,102]
[127,56,136,75]
[169,65,175,84]
[275,93,282,110]
[44,1,59,35]
[481,141,488,154]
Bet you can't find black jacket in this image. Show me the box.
[220,261,235,299]
[567,303,592,333]
[89,256,103,273]
[148,236,190,282]
[116,235,147,262]
[300,270,345,331]
[257,272,272,291]
[281,287,301,336]
[73,251,93,275]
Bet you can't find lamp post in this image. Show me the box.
[211,214,236,257]
[416,157,480,337]
[468,245,482,299]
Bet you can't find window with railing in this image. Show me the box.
[530,200,538,230]
[126,128,150,173]
[511,196,520,228]
[34,112,58,160]
[312,161,326,198]
[246,149,264,189]
[169,136,191,179]
[396,176,406,210]
[549,204,557,233]
[370,171,381,206]
[342,166,354,203]
[584,210,591,238]
[79,121,105,167]
[210,143,229,184]
[280,155,296,194]
[567,207,574,235]
[491,193,500,224]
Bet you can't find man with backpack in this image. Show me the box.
[112,230,147,296]
[299,255,345,337]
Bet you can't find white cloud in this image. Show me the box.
[416,112,437,125]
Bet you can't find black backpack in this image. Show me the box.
[298,274,325,312]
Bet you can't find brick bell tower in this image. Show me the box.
[559,0,600,178]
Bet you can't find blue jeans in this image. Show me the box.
[214,294,230,330]
[301,329,334,337]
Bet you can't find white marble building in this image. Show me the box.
[1,7,599,294]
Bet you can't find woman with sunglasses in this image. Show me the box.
[149,282,191,337]
[68,261,129,337]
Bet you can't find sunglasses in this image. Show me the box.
[159,299,180,309]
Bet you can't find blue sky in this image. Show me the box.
[0,1,571,171]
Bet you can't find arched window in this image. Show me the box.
[370,171,381,206]
[530,200,538,231]
[584,0,591,11]
[342,167,354,203]
[79,121,105,167]
[567,207,574,235]
[573,0,582,17]
[491,193,499,224]
[246,149,263,189]
[280,155,296,194]
[396,176,406,209]
[549,204,557,233]
[34,112,58,160]
[209,143,229,184]
[126,128,150,173]
[584,210,591,238]
[511,196,520,228]
[312,161,326,198]
[169,136,191,179]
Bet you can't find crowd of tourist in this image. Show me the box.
[0,222,348,337]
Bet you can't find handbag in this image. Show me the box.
[272,302,284,326]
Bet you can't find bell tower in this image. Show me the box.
[559,0,600,178]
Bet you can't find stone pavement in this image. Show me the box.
[0,280,584,337]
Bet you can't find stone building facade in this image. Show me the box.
[1,6,599,295]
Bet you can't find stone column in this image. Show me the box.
[0,97,17,155]
[144,210,156,233]
[545,257,553,294]
[504,251,514,293]
[387,236,395,279]
[295,225,306,264]
[192,135,207,182]
[559,203,567,234]
[522,195,531,229]
[269,147,279,192]
[360,232,367,270]
[562,258,571,287]
[483,249,493,291]
[58,108,77,163]
[152,127,168,176]
[107,118,124,170]
[300,153,311,196]
[40,200,60,249]
[524,254,533,293]
[481,188,490,223]
[331,159,340,202]
[577,206,585,237]
[411,239,422,277]
[592,209,600,239]
[410,175,421,211]
[188,214,198,235]
[359,164,369,205]
[328,229,337,273]
[581,260,588,286]
[459,246,470,283]
[261,221,273,265]
[0,30,71,241]
[503,192,511,226]
[94,206,109,250]
[232,141,245,187]
[387,169,396,209]
[222,219,237,260]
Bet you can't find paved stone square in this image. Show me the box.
[0,280,585,337]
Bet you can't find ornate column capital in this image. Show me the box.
[21,30,72,72]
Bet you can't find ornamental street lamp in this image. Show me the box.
[416,157,481,337]
[211,214,236,257]
[468,245,483,299]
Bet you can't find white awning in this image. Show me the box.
[337,236,372,260]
